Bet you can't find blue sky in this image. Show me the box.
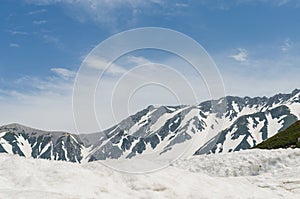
[1,0,300,131]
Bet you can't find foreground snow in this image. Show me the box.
[0,149,299,199]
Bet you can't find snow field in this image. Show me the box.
[0,148,299,199]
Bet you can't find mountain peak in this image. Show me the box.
[292,88,300,96]
[0,123,68,135]
[0,123,33,131]
[0,89,300,163]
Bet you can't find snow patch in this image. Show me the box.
[0,138,13,154]
[16,135,32,158]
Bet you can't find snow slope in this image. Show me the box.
[1,89,300,163]
[0,149,299,199]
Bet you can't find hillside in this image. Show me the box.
[254,120,300,149]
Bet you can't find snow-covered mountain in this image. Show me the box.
[0,124,84,162]
[1,89,300,162]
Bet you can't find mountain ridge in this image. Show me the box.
[1,88,300,163]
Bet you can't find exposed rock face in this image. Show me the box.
[1,89,300,162]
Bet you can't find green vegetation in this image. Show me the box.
[254,120,300,149]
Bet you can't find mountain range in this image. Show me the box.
[1,89,300,163]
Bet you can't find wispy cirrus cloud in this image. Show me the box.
[23,0,300,30]
[42,34,64,48]
[33,20,48,25]
[229,48,248,62]
[9,43,20,48]
[51,68,76,79]
[25,0,165,29]
[214,41,300,98]
[271,0,300,7]
[126,55,152,66]
[281,38,292,52]
[27,8,47,15]
[197,0,300,9]
[84,55,127,75]
[175,3,189,8]
[7,30,28,36]
[0,67,76,131]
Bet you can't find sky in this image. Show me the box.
[1,0,300,132]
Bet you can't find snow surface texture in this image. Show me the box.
[0,149,299,199]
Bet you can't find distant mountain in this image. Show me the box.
[1,89,300,162]
[253,120,300,149]
[0,124,84,162]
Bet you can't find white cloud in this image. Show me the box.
[33,20,48,25]
[7,30,28,36]
[215,45,300,98]
[25,0,165,28]
[229,48,248,62]
[28,9,47,15]
[43,34,64,48]
[175,3,189,7]
[12,74,74,94]
[0,70,76,132]
[51,68,76,79]
[281,38,292,52]
[9,43,20,48]
[186,0,300,10]
[267,0,299,7]
[85,55,127,75]
[126,55,152,65]
[26,0,163,7]
[3,51,300,132]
